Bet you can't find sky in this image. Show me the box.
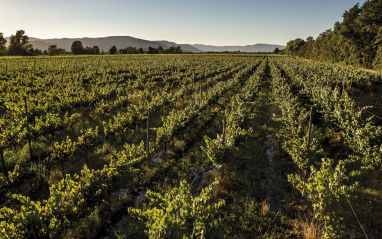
[0,0,363,46]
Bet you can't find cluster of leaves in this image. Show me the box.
[129,180,224,239]
[289,159,356,238]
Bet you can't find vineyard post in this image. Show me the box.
[147,107,150,167]
[24,96,33,160]
[307,107,313,150]
[1,149,8,178]
[5,60,7,75]
[222,114,226,145]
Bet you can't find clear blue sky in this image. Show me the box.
[0,0,363,46]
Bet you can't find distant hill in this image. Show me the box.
[30,36,169,52]
[4,36,285,53]
[155,41,204,53]
[192,44,285,52]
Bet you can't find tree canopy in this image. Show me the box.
[7,30,32,56]
[0,33,6,56]
[108,45,117,55]
[71,41,84,55]
[285,0,382,70]
[48,45,65,56]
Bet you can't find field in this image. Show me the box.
[0,54,382,238]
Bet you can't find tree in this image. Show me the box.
[28,48,43,56]
[283,0,382,68]
[147,46,156,54]
[358,0,382,67]
[174,46,182,54]
[273,48,280,54]
[92,46,100,55]
[7,30,31,56]
[83,46,93,55]
[48,45,65,56]
[285,38,305,56]
[108,45,117,54]
[164,45,183,54]
[373,26,382,69]
[158,46,164,54]
[138,47,144,54]
[120,48,127,54]
[0,33,6,56]
[374,45,382,70]
[71,40,84,55]
[48,45,58,56]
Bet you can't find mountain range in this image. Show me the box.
[5,36,285,53]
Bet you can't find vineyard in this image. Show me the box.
[0,54,382,238]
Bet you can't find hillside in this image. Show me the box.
[5,36,285,53]
[155,40,203,53]
[192,43,285,52]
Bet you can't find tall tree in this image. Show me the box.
[0,33,6,56]
[147,46,155,54]
[358,0,382,67]
[284,0,382,69]
[83,46,93,55]
[285,38,305,56]
[108,45,117,54]
[93,46,100,55]
[158,46,164,54]
[373,26,382,69]
[273,47,280,54]
[7,30,31,56]
[71,40,84,55]
[48,45,58,56]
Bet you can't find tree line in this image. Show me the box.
[0,30,183,56]
[284,0,382,70]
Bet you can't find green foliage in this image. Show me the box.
[0,32,6,56]
[0,165,20,188]
[373,44,382,70]
[7,30,32,56]
[289,159,356,238]
[48,45,65,56]
[92,45,100,55]
[109,45,117,55]
[285,0,382,68]
[0,194,49,239]
[285,38,305,56]
[129,180,225,239]
[71,40,84,55]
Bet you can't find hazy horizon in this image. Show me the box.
[1,0,363,46]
